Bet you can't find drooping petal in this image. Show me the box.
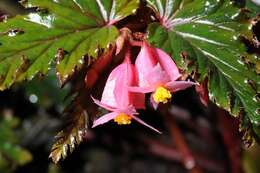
[113,61,131,108]
[92,112,118,128]
[165,81,196,92]
[129,65,146,109]
[145,64,171,87]
[112,58,145,109]
[130,114,162,134]
[91,96,117,112]
[155,48,181,81]
[100,53,145,110]
[101,64,125,107]
[135,42,157,88]
[113,58,143,109]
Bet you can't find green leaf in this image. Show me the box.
[147,0,260,139]
[0,116,32,166]
[48,164,62,173]
[0,143,32,166]
[245,0,260,17]
[0,0,139,89]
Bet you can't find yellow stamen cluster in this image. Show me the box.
[153,86,172,104]
[114,113,132,125]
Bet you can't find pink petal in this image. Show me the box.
[130,114,162,134]
[92,112,118,128]
[129,65,146,109]
[114,58,135,108]
[145,64,170,87]
[101,56,145,110]
[121,105,137,116]
[150,94,158,110]
[91,96,116,112]
[101,64,125,107]
[135,42,157,88]
[155,48,181,81]
[112,58,146,109]
[128,86,155,93]
[165,81,196,92]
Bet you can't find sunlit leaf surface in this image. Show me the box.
[0,0,139,88]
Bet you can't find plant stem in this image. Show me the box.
[142,137,226,173]
[167,117,203,173]
[160,105,204,173]
[129,40,143,47]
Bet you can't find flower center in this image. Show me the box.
[114,113,132,125]
[153,86,172,104]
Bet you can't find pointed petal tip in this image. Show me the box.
[151,126,162,134]
[91,95,117,112]
[157,130,163,134]
[166,80,196,92]
[90,95,98,103]
[92,121,100,128]
[130,114,161,134]
[92,112,118,128]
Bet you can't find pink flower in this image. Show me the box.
[129,42,195,109]
[92,55,161,133]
